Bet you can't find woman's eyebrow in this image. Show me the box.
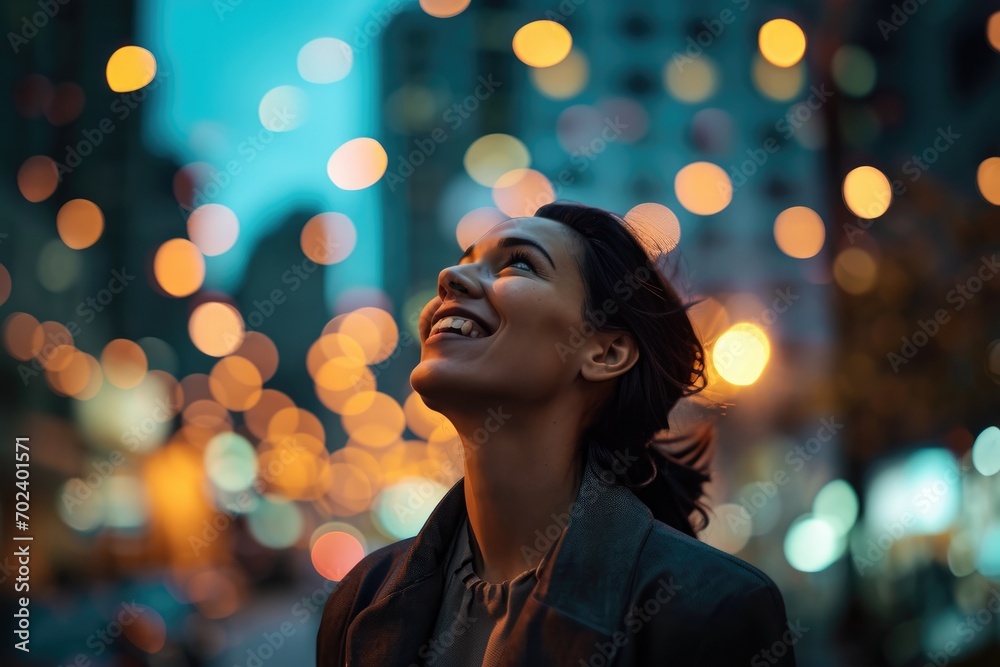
[458,236,556,269]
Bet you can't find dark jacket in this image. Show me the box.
[316,454,799,666]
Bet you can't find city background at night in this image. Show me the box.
[2,0,1000,665]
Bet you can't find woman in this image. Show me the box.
[317,202,797,666]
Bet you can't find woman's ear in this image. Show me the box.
[580,332,639,382]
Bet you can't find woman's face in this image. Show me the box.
[410,216,592,414]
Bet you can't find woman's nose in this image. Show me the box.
[437,264,477,301]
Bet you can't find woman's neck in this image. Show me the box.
[458,413,584,585]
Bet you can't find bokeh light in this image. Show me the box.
[37,240,82,292]
[512,20,572,68]
[154,239,205,297]
[205,432,258,492]
[189,302,245,357]
[758,18,807,67]
[327,138,387,190]
[187,204,240,256]
[17,155,58,202]
[988,11,1000,52]
[713,322,771,385]
[57,199,104,250]
[456,207,507,250]
[327,307,399,365]
[247,497,304,549]
[972,426,1000,476]
[0,264,10,306]
[664,56,718,103]
[232,331,279,383]
[464,134,531,187]
[833,247,878,294]
[106,45,157,92]
[311,531,366,581]
[258,85,306,131]
[843,166,893,218]
[624,202,681,254]
[300,212,357,264]
[342,392,406,448]
[674,162,732,215]
[209,355,263,411]
[419,0,471,18]
[784,514,842,572]
[297,37,353,83]
[832,45,877,97]
[773,206,825,259]
[752,55,804,101]
[812,479,859,536]
[373,477,448,539]
[491,168,555,217]
[101,338,148,389]
[976,157,1000,205]
[528,48,589,99]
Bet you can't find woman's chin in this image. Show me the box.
[410,364,479,408]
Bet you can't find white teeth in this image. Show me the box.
[431,316,488,338]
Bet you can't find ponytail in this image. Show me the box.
[586,420,715,538]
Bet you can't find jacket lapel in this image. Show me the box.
[498,458,654,666]
[345,449,654,667]
[345,473,468,667]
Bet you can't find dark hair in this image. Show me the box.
[533,201,717,538]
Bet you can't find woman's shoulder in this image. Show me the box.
[330,536,416,603]
[616,519,797,665]
[636,517,785,607]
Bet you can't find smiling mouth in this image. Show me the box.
[426,329,485,343]
[427,315,493,342]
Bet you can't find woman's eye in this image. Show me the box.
[502,253,534,271]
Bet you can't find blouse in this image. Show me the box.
[418,514,558,666]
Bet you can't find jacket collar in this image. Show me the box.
[345,448,655,665]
